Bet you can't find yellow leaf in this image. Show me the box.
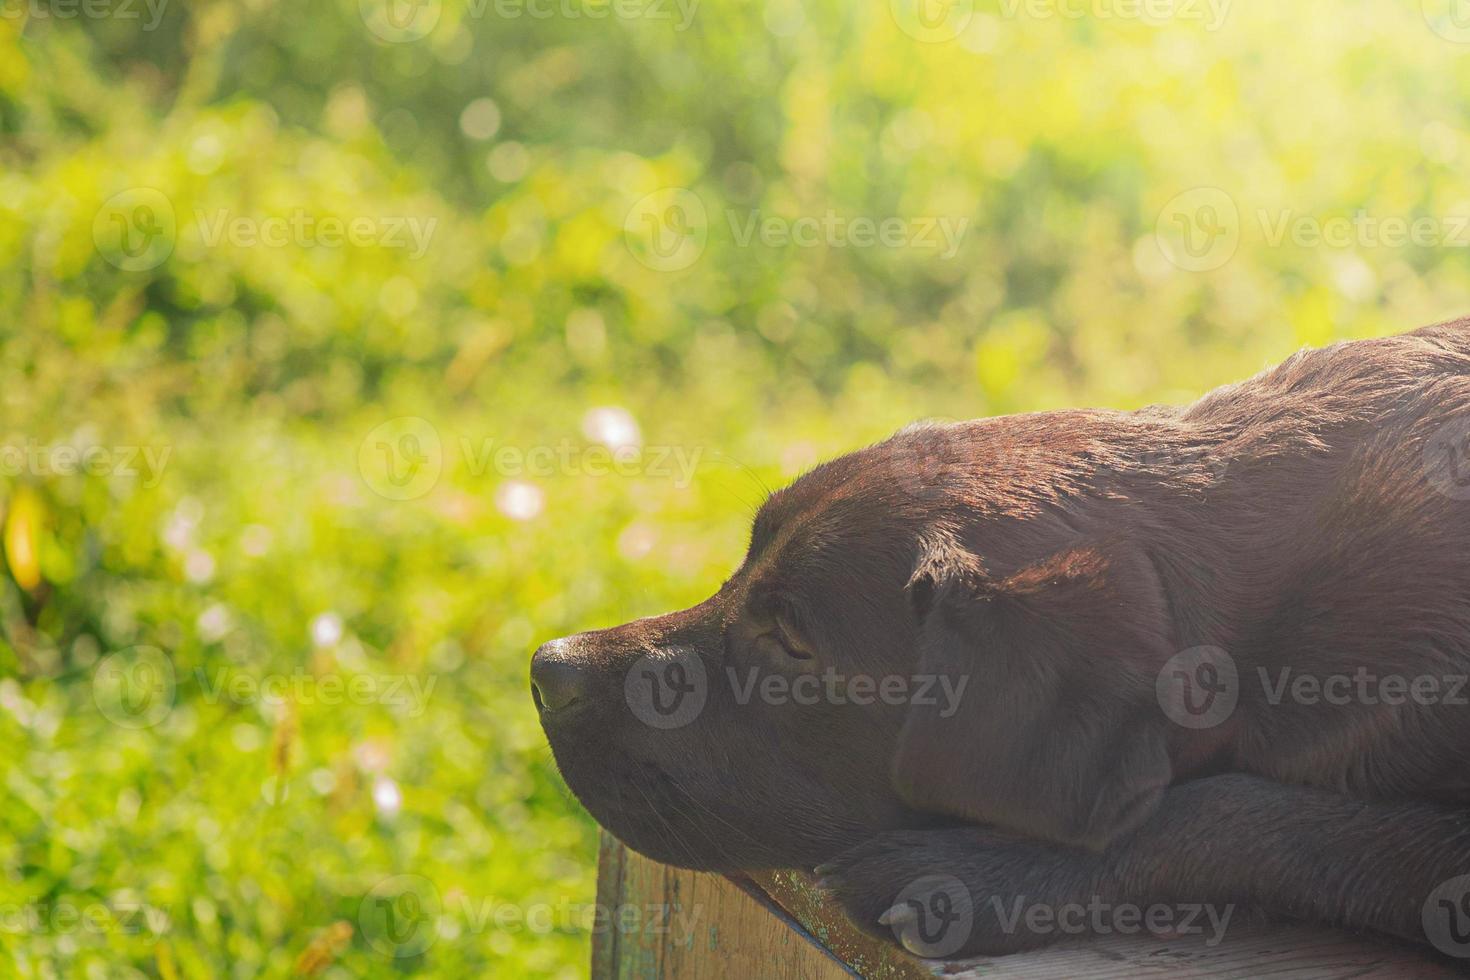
[293,920,354,975]
[3,486,43,592]
[155,940,178,980]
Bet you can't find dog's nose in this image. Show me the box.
[531,638,591,712]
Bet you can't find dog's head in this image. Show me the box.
[533,419,1186,871]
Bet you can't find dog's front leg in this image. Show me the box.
[814,823,1115,957]
[816,773,1470,959]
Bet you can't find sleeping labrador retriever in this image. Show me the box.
[532,319,1470,960]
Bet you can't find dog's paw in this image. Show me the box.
[813,828,1103,959]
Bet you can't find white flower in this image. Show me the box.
[582,406,641,452]
[494,480,544,521]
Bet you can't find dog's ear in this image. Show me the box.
[892,534,1176,851]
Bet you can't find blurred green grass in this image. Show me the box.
[2,0,1470,975]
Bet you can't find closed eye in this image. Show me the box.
[761,621,813,662]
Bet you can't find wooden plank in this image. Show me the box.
[937,924,1462,979]
[757,868,1461,978]
[595,837,1464,979]
[751,869,941,980]
[593,833,859,979]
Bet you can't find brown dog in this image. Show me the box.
[533,320,1470,960]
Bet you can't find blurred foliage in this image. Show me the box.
[0,0,1468,975]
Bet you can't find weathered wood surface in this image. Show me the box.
[593,834,1465,979]
[938,928,1463,979]
[592,833,861,979]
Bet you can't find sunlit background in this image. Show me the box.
[3,0,1470,975]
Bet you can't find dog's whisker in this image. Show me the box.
[631,763,700,868]
[656,787,741,868]
[659,771,765,862]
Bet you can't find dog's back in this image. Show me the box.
[1149,321,1470,802]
